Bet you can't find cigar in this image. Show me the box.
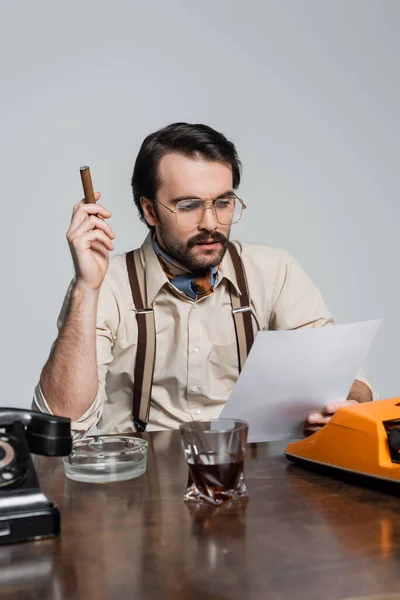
[80,166,96,204]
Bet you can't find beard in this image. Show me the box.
[156,223,230,271]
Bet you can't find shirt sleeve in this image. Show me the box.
[32,278,120,439]
[269,252,334,330]
[354,367,378,400]
[269,252,377,399]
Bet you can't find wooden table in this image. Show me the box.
[2,431,400,600]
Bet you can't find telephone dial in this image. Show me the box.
[0,408,72,545]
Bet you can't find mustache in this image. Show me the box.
[187,232,228,249]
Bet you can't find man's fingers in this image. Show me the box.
[72,192,102,213]
[69,203,112,232]
[72,201,111,219]
[324,399,358,414]
[91,239,110,258]
[68,215,115,242]
[306,399,358,427]
[303,424,322,437]
[70,229,114,252]
[304,399,359,437]
[85,230,114,251]
[307,412,331,425]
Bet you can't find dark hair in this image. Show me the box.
[131,122,242,226]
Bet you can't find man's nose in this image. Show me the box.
[198,204,217,231]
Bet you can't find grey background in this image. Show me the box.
[0,0,398,409]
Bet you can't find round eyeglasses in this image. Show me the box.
[152,194,246,228]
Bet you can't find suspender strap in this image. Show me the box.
[126,250,156,432]
[227,242,255,372]
[126,242,255,429]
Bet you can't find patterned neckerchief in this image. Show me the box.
[152,236,218,300]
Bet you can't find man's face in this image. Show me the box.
[142,153,233,271]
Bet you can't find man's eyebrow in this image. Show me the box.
[169,190,235,204]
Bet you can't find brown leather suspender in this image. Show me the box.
[227,243,254,371]
[125,242,255,432]
[126,250,156,432]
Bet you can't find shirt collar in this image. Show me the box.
[141,232,170,306]
[139,233,242,305]
[217,242,241,296]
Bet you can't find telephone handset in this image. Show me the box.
[0,408,72,545]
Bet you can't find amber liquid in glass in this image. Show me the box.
[188,453,243,497]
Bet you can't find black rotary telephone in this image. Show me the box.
[0,408,72,545]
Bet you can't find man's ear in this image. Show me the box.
[141,197,157,227]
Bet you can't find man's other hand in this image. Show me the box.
[304,400,358,437]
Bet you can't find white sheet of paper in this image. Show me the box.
[219,320,381,443]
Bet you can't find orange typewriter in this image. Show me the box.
[285,398,400,492]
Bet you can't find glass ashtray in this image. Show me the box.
[63,436,148,483]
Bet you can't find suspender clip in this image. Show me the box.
[133,417,148,432]
[136,308,154,315]
[232,306,251,315]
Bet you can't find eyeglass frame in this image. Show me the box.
[149,192,247,227]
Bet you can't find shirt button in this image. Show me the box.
[191,386,198,393]
[193,347,199,353]
[195,409,201,415]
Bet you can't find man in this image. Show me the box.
[33,122,373,438]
